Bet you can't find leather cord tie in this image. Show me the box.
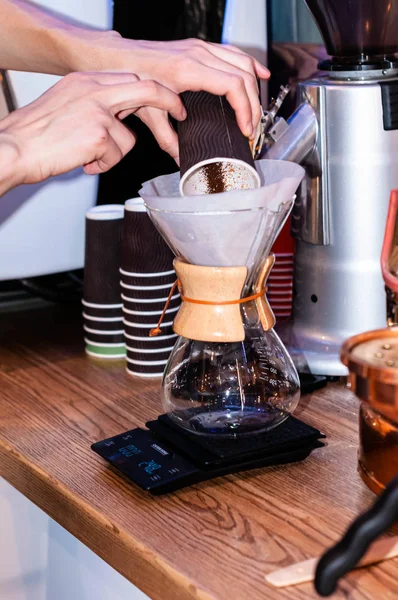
[149,279,267,337]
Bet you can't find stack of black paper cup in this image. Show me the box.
[120,198,180,378]
[83,205,125,360]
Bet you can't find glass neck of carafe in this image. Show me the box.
[242,203,292,297]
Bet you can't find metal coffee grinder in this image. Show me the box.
[257,0,398,376]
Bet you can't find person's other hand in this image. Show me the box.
[0,71,186,189]
[70,35,270,139]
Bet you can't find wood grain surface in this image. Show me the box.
[1,305,398,600]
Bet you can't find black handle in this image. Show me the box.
[315,475,398,597]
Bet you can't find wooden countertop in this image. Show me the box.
[1,305,398,600]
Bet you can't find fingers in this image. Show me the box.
[83,122,136,175]
[108,119,137,156]
[206,44,269,128]
[176,40,270,134]
[63,71,140,87]
[180,61,253,137]
[98,80,187,121]
[191,49,262,134]
[138,107,180,163]
[209,42,270,79]
[83,136,122,175]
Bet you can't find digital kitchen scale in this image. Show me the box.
[92,413,326,495]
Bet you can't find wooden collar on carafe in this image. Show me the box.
[150,256,276,342]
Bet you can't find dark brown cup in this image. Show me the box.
[178,92,260,195]
[121,198,175,274]
[85,332,125,344]
[119,268,176,287]
[126,360,168,378]
[121,294,180,313]
[124,332,177,350]
[83,205,124,305]
[83,316,124,331]
[122,306,179,325]
[126,348,172,363]
[120,281,174,300]
[123,321,174,339]
[82,303,123,319]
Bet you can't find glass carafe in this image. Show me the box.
[140,159,305,437]
[162,322,299,437]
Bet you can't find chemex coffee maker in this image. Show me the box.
[141,159,303,438]
[258,0,398,376]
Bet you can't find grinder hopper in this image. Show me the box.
[304,0,398,63]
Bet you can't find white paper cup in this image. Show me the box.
[82,299,123,309]
[123,331,177,350]
[125,344,175,353]
[126,356,169,367]
[85,338,126,360]
[120,281,173,292]
[125,368,164,379]
[84,325,124,335]
[86,350,126,360]
[120,268,175,277]
[123,319,173,329]
[84,339,125,348]
[122,305,179,316]
[83,313,124,322]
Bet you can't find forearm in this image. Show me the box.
[0,0,117,75]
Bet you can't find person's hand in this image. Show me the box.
[0,2,269,159]
[68,34,270,140]
[0,71,186,192]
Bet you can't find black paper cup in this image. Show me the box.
[119,267,176,287]
[120,280,174,300]
[83,205,124,305]
[178,91,260,196]
[126,348,173,363]
[121,293,180,313]
[123,319,174,339]
[84,324,125,344]
[122,305,179,325]
[82,301,123,319]
[124,331,178,350]
[126,358,168,378]
[121,197,175,274]
[85,340,126,360]
[83,314,124,331]
[85,335,125,345]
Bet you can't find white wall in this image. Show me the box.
[0,477,149,600]
[0,0,112,280]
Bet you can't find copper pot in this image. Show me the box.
[341,328,398,494]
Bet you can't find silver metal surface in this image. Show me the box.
[274,76,398,375]
[253,85,290,159]
[264,97,327,245]
[328,67,398,81]
[264,102,318,165]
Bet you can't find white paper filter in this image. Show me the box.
[139,159,305,268]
